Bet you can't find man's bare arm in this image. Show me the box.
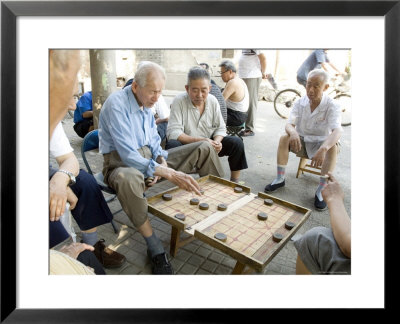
[258,53,267,79]
[82,111,93,119]
[177,133,210,145]
[221,80,235,101]
[50,152,80,221]
[322,172,351,258]
[311,128,342,168]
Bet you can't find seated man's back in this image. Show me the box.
[219,60,249,127]
[225,77,249,113]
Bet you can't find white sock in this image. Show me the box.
[271,165,286,185]
[316,176,328,201]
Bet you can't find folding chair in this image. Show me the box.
[226,122,245,140]
[81,130,121,233]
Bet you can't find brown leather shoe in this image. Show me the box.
[93,239,126,269]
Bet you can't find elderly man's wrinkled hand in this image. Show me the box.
[171,171,201,196]
[67,187,78,210]
[289,133,301,153]
[311,147,327,168]
[49,177,68,222]
[211,140,222,153]
[321,172,344,204]
[58,242,95,260]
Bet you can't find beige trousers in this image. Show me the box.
[102,141,224,228]
[243,77,262,132]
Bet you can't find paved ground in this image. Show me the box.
[58,93,351,275]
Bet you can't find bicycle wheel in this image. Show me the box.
[334,93,351,126]
[274,89,301,119]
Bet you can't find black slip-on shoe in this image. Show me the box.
[264,180,285,192]
[314,195,327,211]
[147,250,174,275]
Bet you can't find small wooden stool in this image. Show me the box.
[296,157,322,178]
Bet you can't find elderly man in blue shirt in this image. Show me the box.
[73,91,94,138]
[99,61,224,274]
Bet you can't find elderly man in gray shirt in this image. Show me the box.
[166,67,248,183]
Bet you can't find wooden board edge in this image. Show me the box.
[147,205,185,230]
[257,191,312,214]
[258,209,312,267]
[208,174,251,193]
[194,229,264,272]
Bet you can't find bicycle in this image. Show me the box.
[273,75,352,126]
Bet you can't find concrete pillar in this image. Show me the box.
[89,50,117,129]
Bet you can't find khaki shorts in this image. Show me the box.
[290,137,340,159]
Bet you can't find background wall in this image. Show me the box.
[77,49,351,99]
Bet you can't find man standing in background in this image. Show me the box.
[238,49,267,137]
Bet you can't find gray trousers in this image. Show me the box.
[294,227,351,275]
[242,77,262,132]
[102,141,224,228]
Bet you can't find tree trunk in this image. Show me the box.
[89,50,117,129]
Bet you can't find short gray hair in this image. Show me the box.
[135,61,166,87]
[307,69,329,84]
[219,60,236,73]
[187,66,211,86]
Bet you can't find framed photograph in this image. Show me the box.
[1,0,397,321]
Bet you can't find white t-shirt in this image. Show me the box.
[238,49,263,79]
[150,94,170,120]
[50,122,73,158]
[288,94,342,157]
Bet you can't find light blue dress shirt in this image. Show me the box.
[99,86,168,177]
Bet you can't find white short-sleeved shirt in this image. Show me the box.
[150,94,170,120]
[288,94,342,157]
[238,49,263,79]
[50,122,73,158]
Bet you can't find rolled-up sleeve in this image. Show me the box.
[167,98,185,141]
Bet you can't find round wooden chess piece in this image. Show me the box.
[217,203,227,211]
[175,213,186,221]
[285,221,295,230]
[214,232,227,242]
[162,193,172,201]
[190,198,200,205]
[257,212,268,221]
[272,232,283,243]
[199,203,209,210]
[264,199,274,206]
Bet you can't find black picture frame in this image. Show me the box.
[1,0,397,321]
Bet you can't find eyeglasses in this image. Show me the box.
[218,70,229,75]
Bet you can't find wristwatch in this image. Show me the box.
[57,169,76,186]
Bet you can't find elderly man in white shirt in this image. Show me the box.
[264,69,343,210]
[166,66,248,183]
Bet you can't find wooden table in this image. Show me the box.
[147,175,311,274]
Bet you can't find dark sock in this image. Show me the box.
[144,232,165,258]
[81,231,98,246]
